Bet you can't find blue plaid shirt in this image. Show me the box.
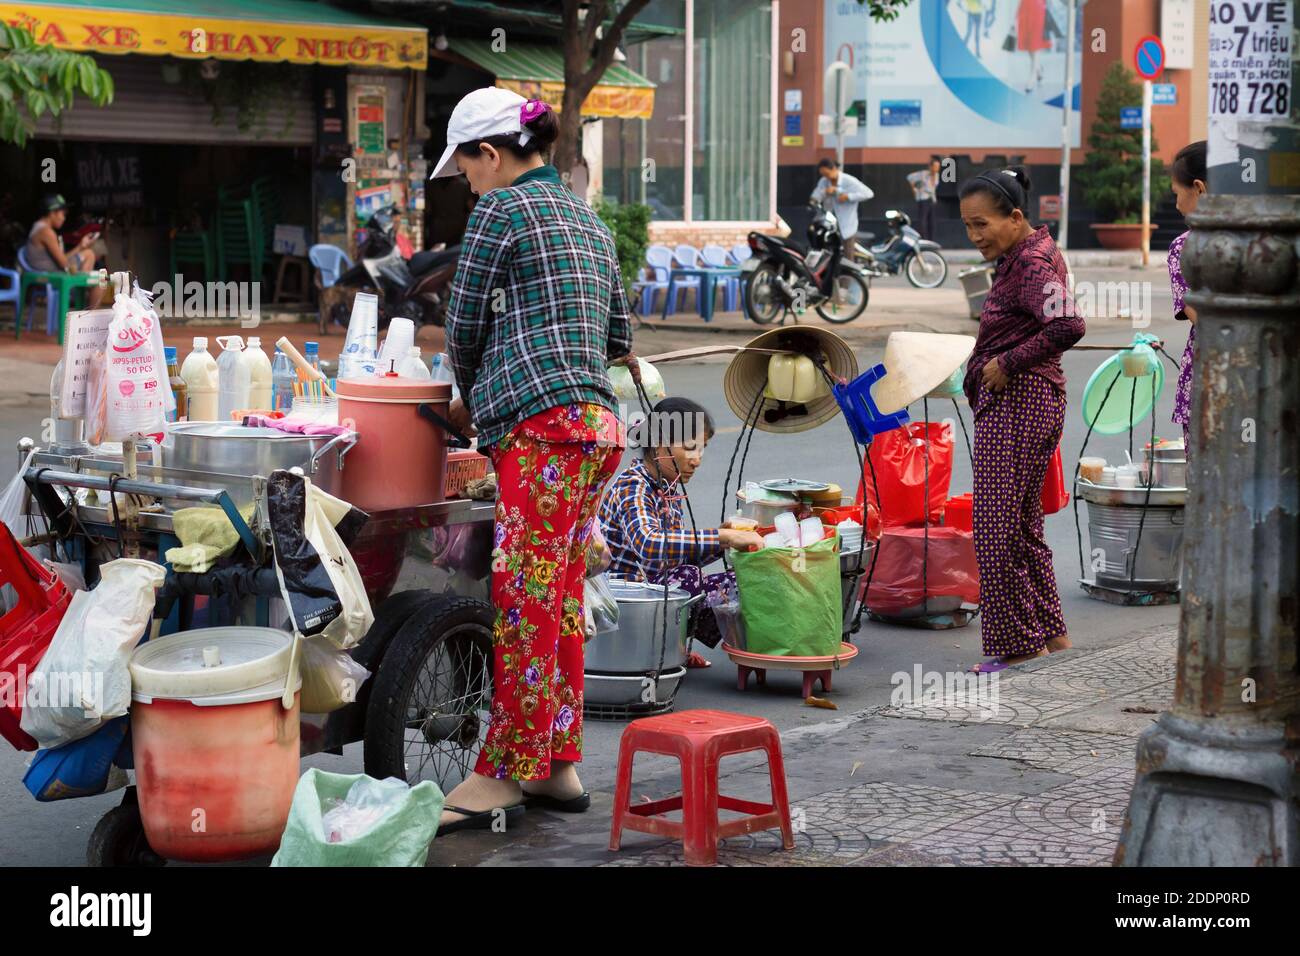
[446,165,634,448]
[599,459,722,579]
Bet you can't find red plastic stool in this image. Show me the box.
[608,709,795,866]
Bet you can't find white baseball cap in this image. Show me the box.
[430,86,542,179]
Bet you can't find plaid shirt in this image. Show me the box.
[599,459,722,579]
[446,165,634,448]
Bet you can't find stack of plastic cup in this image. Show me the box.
[378,317,416,374]
[339,292,379,379]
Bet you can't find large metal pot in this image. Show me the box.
[1142,440,1188,489]
[1085,500,1185,589]
[583,578,701,674]
[163,423,355,506]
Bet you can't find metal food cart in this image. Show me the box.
[18,440,498,866]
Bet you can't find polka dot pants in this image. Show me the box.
[972,373,1067,657]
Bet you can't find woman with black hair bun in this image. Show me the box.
[957,166,1086,673]
[1167,141,1207,454]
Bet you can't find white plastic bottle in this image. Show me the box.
[180,336,220,421]
[398,346,432,380]
[216,335,249,422]
[242,336,274,411]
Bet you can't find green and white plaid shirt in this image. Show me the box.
[446,165,634,448]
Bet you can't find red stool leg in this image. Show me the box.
[736,664,751,691]
[801,671,815,698]
[681,748,720,866]
[763,729,796,850]
[608,734,638,852]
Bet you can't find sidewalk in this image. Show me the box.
[431,622,1174,867]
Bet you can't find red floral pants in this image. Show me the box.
[475,403,623,781]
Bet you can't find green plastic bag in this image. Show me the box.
[271,768,443,867]
[731,534,842,657]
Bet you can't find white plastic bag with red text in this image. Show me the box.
[104,292,167,440]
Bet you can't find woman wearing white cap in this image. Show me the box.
[432,87,639,834]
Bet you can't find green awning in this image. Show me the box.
[444,38,654,119]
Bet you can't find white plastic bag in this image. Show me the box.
[105,292,167,440]
[304,481,374,648]
[583,572,619,640]
[299,636,371,713]
[608,359,666,405]
[0,448,37,538]
[19,558,165,749]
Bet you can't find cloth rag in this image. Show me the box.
[164,505,256,573]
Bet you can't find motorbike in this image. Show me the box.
[853,209,948,289]
[333,205,460,327]
[741,203,871,325]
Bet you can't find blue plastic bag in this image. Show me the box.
[22,716,130,802]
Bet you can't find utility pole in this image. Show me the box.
[1116,0,1299,866]
[1057,0,1077,252]
[1140,77,1152,266]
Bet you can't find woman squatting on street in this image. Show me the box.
[959,167,1086,673]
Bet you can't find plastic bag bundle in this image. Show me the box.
[608,359,666,404]
[299,636,371,713]
[583,573,619,640]
[105,291,168,440]
[84,346,109,446]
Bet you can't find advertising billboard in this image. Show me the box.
[823,0,1082,148]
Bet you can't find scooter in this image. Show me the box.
[741,203,871,325]
[853,209,949,288]
[334,205,460,327]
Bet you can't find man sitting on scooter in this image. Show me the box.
[810,159,873,257]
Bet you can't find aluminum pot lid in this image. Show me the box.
[168,422,313,441]
[760,478,830,493]
[130,627,300,704]
[606,579,692,603]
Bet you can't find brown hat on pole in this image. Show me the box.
[869,331,976,415]
[722,326,859,434]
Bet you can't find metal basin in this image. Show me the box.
[1085,500,1185,589]
[582,579,700,673]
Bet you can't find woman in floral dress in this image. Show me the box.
[1168,141,1207,453]
[435,87,637,832]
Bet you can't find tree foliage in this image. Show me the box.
[594,198,650,295]
[1077,62,1169,223]
[0,23,114,146]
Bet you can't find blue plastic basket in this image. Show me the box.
[833,363,911,445]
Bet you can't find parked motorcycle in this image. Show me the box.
[853,209,948,288]
[742,203,871,325]
[334,205,459,327]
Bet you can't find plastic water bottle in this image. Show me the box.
[272,348,295,412]
[304,341,321,372]
[398,346,432,380]
[243,336,273,411]
[216,335,249,422]
[428,351,459,400]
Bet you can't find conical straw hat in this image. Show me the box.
[870,332,976,415]
[722,326,859,434]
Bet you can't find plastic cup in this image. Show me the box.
[1079,456,1106,483]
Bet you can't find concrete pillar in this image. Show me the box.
[1115,2,1299,866]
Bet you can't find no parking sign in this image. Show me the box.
[1133,35,1165,80]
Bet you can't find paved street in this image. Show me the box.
[0,265,1188,866]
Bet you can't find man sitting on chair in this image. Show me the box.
[24,194,105,309]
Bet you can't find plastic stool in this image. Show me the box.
[608,708,795,866]
[833,362,910,444]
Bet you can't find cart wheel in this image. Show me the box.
[350,589,442,673]
[364,595,494,792]
[87,796,166,868]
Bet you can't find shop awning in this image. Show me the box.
[0,0,427,70]
[444,38,654,120]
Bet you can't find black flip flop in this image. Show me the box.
[436,802,525,836]
[521,791,591,813]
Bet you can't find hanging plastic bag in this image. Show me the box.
[299,636,371,713]
[271,768,443,867]
[0,448,38,542]
[104,292,167,440]
[268,471,373,649]
[584,519,612,577]
[19,558,164,750]
[84,345,109,446]
[131,282,175,418]
[1041,444,1070,515]
[583,572,619,640]
[730,534,842,657]
[608,359,665,404]
[22,715,129,802]
[865,526,980,617]
[857,422,954,528]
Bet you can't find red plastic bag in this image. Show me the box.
[0,525,72,751]
[856,422,954,528]
[864,526,980,616]
[1041,445,1070,515]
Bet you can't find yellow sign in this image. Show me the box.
[782,135,805,147]
[0,3,426,69]
[496,79,655,121]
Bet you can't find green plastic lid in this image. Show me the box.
[1081,340,1165,435]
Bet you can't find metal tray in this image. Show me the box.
[1076,479,1187,507]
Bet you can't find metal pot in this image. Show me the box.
[583,578,702,674]
[163,423,355,505]
[1142,441,1187,489]
[1085,500,1185,589]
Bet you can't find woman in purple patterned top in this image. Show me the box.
[1168,141,1208,453]
[959,167,1086,672]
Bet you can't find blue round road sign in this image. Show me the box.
[1134,35,1164,80]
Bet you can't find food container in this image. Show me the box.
[1143,440,1187,489]
[1116,463,1142,489]
[1079,456,1106,484]
[1100,466,1118,487]
[129,627,302,862]
[336,376,456,512]
[583,579,702,673]
[736,489,800,526]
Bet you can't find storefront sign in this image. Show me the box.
[1160,0,1195,70]
[356,91,387,155]
[784,89,803,112]
[1153,83,1177,105]
[880,100,921,127]
[781,135,805,147]
[74,144,144,209]
[784,114,802,136]
[1038,194,1062,219]
[1208,0,1293,168]
[494,79,654,120]
[0,3,426,69]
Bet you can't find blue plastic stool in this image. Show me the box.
[833,363,911,445]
